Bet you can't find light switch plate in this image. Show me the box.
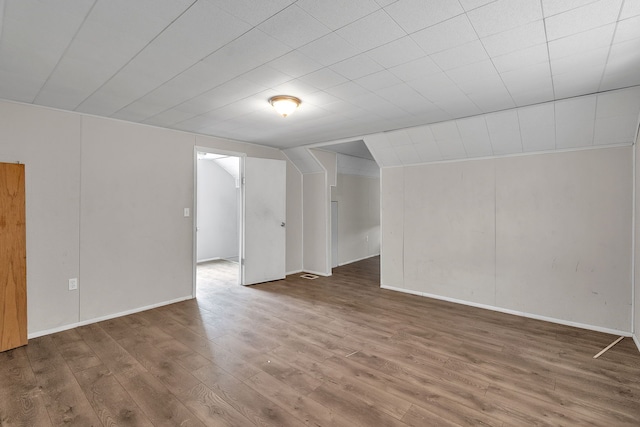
[184,208,190,217]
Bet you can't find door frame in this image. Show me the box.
[192,146,245,296]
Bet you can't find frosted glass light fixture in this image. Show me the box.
[269,95,301,117]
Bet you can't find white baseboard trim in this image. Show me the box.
[381,285,423,297]
[197,257,221,263]
[381,285,632,337]
[338,253,380,267]
[634,334,640,353]
[28,295,194,339]
[286,269,303,276]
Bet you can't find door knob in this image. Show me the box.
[281,222,286,227]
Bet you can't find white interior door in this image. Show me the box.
[243,157,286,285]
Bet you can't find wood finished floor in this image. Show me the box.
[1,257,640,426]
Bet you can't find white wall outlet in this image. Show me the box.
[69,278,78,291]
[184,208,190,217]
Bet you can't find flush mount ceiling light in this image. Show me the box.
[269,95,301,118]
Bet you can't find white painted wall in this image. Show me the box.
[79,116,194,320]
[0,100,302,336]
[196,159,238,262]
[311,149,337,186]
[286,159,303,274]
[331,174,380,266]
[303,172,328,275]
[0,101,81,333]
[382,146,633,333]
[381,167,404,288]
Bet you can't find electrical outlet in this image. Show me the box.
[69,278,78,291]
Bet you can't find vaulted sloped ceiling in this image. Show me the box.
[365,86,640,167]
[0,0,639,156]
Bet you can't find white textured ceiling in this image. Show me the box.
[365,86,640,167]
[0,0,639,151]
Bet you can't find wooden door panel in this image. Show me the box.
[1,162,27,352]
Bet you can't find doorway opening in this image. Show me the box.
[194,149,243,296]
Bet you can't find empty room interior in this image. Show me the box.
[1,0,640,426]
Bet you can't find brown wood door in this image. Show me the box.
[0,162,27,352]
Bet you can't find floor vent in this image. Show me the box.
[300,273,319,280]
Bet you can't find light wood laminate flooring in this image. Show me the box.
[1,256,639,426]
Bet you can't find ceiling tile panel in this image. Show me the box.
[554,96,597,148]
[492,44,550,73]
[553,71,602,99]
[500,62,553,93]
[409,73,465,104]
[35,0,193,109]
[551,46,609,75]
[267,50,323,78]
[548,24,615,60]
[330,55,384,80]
[556,94,597,123]
[431,40,489,71]
[467,0,543,38]
[459,0,496,11]
[384,0,464,33]
[298,68,349,90]
[394,143,422,164]
[410,141,443,163]
[596,86,640,117]
[431,121,462,140]
[298,33,361,66]
[405,126,443,162]
[376,84,434,112]
[258,5,331,48]
[456,116,493,157]
[510,85,555,106]
[297,0,381,30]
[544,0,623,41]
[143,108,197,127]
[367,37,425,68]
[355,70,403,91]
[466,84,515,112]
[436,138,467,160]
[202,28,292,70]
[405,124,437,144]
[517,103,556,151]
[620,0,640,18]
[325,81,372,100]
[336,9,406,51]
[388,56,442,81]
[481,21,547,58]
[0,0,94,101]
[599,39,640,90]
[541,0,600,17]
[374,146,403,167]
[143,1,252,63]
[613,15,640,43]
[593,115,640,144]
[240,65,294,88]
[446,59,499,86]
[212,0,296,26]
[485,110,523,154]
[432,95,481,118]
[411,15,478,55]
